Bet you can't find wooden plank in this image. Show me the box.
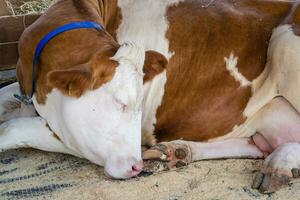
[0,14,40,70]
[25,14,40,26]
[0,0,10,16]
[0,14,40,43]
[0,42,18,70]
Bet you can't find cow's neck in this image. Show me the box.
[116,0,184,146]
[72,0,167,146]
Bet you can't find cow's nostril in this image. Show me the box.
[132,161,143,173]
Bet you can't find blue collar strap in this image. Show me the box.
[16,21,104,104]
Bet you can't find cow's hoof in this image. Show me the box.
[142,141,192,172]
[252,171,291,194]
[251,143,300,193]
[143,160,168,173]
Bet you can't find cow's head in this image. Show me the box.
[46,42,167,179]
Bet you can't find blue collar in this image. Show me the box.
[16,21,104,104]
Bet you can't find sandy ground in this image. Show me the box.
[0,149,299,200]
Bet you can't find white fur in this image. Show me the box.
[117,0,182,58]
[0,117,78,156]
[111,41,145,75]
[262,143,300,175]
[224,52,251,87]
[183,138,263,161]
[33,43,145,179]
[244,25,300,117]
[117,0,183,143]
[142,71,167,145]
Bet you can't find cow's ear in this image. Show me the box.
[47,65,93,97]
[143,50,168,82]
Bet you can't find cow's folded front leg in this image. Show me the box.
[252,143,300,194]
[142,138,263,173]
[142,142,192,172]
[0,117,80,157]
[0,82,36,123]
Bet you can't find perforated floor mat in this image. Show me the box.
[0,149,105,200]
[1,149,300,200]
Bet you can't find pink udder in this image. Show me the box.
[252,131,300,157]
[252,134,273,157]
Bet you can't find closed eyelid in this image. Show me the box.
[113,97,126,105]
[113,97,128,112]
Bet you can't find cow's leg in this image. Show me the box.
[247,97,300,193]
[252,143,300,193]
[0,82,36,123]
[143,96,300,187]
[0,117,80,157]
[143,100,292,171]
[142,138,263,172]
[251,97,300,153]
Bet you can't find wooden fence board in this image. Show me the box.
[0,2,41,86]
[0,14,40,43]
[0,14,40,71]
[0,42,18,70]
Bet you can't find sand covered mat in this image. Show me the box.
[0,149,299,200]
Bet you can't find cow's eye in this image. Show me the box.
[113,97,128,112]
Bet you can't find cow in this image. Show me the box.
[0,0,168,179]
[1,0,300,193]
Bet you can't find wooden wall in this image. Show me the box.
[0,14,40,70]
[0,0,40,86]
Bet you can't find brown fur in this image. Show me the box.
[47,46,118,98]
[154,0,295,142]
[45,123,62,142]
[17,0,119,104]
[52,133,62,142]
[17,0,166,104]
[98,0,122,40]
[143,51,168,83]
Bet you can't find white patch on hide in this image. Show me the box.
[142,70,167,145]
[211,25,300,142]
[224,52,251,87]
[111,42,145,76]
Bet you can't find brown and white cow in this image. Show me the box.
[0,0,168,179]
[1,0,300,193]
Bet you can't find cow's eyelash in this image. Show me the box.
[113,97,128,112]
